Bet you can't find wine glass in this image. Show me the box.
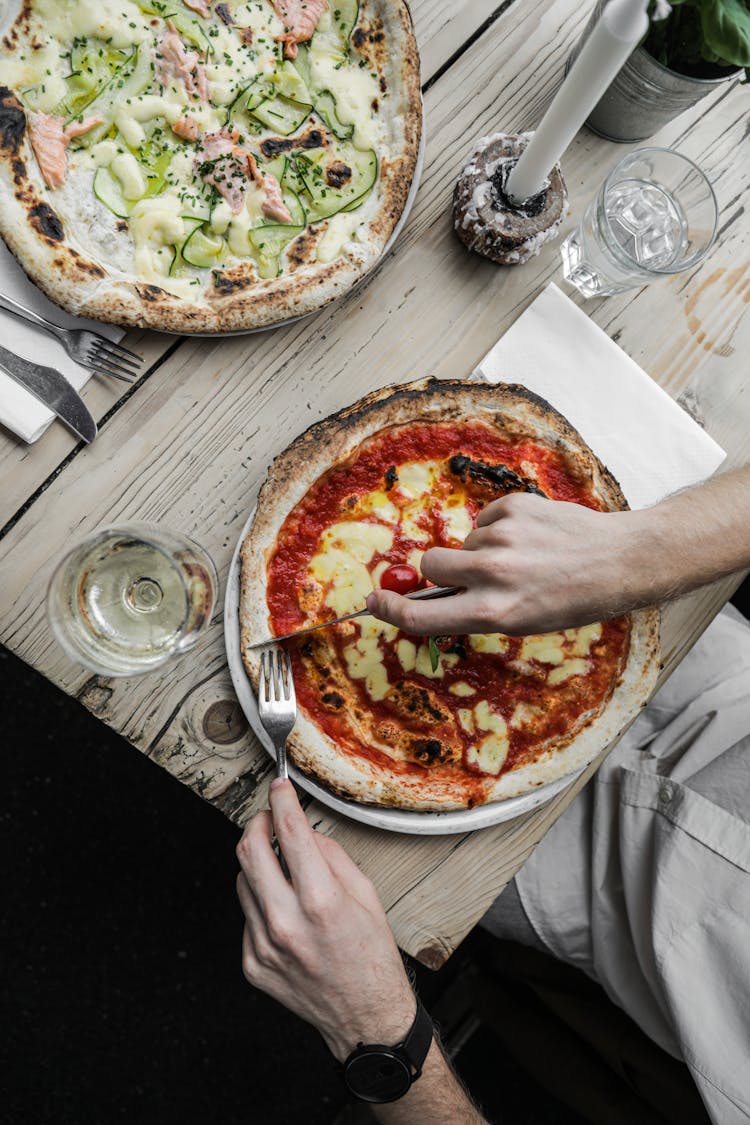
[47,524,218,676]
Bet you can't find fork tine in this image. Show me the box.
[271,648,281,699]
[94,339,143,364]
[259,650,268,703]
[86,360,134,384]
[284,650,295,704]
[89,346,140,374]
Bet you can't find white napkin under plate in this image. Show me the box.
[473,282,725,509]
[0,241,125,444]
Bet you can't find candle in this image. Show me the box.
[505,0,650,205]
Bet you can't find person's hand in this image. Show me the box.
[366,492,652,636]
[236,779,416,1062]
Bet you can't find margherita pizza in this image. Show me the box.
[0,0,420,332]
[240,379,660,811]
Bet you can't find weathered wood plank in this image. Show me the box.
[0,0,509,531]
[1,0,749,965]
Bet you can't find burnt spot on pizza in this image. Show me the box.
[2,0,33,49]
[0,88,26,156]
[216,2,233,24]
[387,680,448,725]
[116,220,129,233]
[287,227,320,270]
[384,465,398,490]
[326,161,352,189]
[212,269,253,295]
[321,691,344,710]
[449,454,546,498]
[411,738,446,766]
[371,99,379,114]
[12,156,26,184]
[260,128,328,159]
[138,283,166,302]
[351,17,387,70]
[28,201,63,242]
[379,75,387,94]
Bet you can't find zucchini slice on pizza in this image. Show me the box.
[241,379,660,811]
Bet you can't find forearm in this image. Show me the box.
[372,1038,488,1125]
[626,465,750,606]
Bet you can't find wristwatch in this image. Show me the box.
[342,998,434,1103]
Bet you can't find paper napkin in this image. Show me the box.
[0,240,125,444]
[473,283,725,509]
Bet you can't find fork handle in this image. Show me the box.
[0,293,65,342]
[275,736,289,781]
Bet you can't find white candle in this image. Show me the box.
[505,0,650,204]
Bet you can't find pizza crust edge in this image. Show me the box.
[239,378,661,811]
[0,0,422,333]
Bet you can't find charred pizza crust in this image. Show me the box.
[240,378,660,811]
[0,0,421,333]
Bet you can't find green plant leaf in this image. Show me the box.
[428,636,440,673]
[699,0,750,66]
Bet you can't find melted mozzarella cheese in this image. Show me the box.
[111,151,148,199]
[399,501,431,546]
[520,633,566,666]
[316,212,366,263]
[467,701,509,774]
[436,499,472,545]
[510,702,541,729]
[396,639,417,673]
[309,521,393,617]
[319,521,393,563]
[449,681,476,697]
[36,0,148,47]
[396,461,439,500]
[469,634,510,655]
[458,708,475,734]
[343,636,389,701]
[548,658,591,686]
[358,491,399,524]
[565,622,603,656]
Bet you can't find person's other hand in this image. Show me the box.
[367,492,648,636]
[236,779,416,1061]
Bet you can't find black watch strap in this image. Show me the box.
[342,998,434,1104]
[399,996,433,1074]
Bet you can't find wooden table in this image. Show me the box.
[2,0,748,969]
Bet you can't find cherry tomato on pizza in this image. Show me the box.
[380,563,421,596]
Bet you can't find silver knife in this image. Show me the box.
[248,585,462,649]
[0,343,97,443]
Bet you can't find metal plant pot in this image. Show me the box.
[568,1,741,143]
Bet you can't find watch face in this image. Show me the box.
[344,1047,412,1103]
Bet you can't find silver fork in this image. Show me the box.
[0,293,142,383]
[257,648,297,780]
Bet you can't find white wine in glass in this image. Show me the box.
[48,524,217,676]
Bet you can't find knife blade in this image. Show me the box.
[0,343,97,443]
[247,585,462,649]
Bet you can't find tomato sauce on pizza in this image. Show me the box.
[265,419,631,803]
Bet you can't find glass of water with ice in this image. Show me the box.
[561,148,718,298]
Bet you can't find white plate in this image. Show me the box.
[224,505,581,835]
[184,101,426,337]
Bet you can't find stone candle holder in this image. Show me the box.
[452,132,569,266]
